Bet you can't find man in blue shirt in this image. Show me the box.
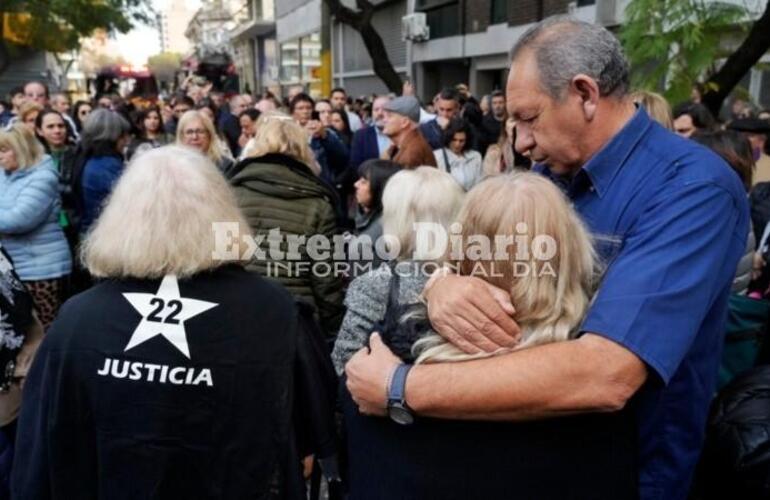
[344,17,749,500]
[419,87,461,150]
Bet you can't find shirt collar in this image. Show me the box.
[580,106,652,198]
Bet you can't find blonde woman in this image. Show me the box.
[482,116,531,175]
[175,110,234,174]
[230,112,342,337]
[631,90,674,130]
[13,146,337,499]
[414,173,595,362]
[0,124,71,330]
[17,102,42,135]
[332,166,464,373]
[341,173,636,500]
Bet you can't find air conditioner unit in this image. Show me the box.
[402,13,430,42]
[596,0,623,26]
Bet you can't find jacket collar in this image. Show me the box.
[355,207,380,231]
[230,153,341,206]
[4,155,54,180]
[230,153,314,180]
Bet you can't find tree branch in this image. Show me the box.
[323,0,403,93]
[702,1,770,116]
[325,0,364,27]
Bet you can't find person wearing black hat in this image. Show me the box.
[728,117,770,185]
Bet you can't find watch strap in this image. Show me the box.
[389,364,413,404]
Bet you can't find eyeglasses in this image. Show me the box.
[183,129,209,137]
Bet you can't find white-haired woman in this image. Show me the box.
[73,108,131,234]
[340,173,636,500]
[230,112,344,339]
[175,109,234,175]
[0,124,71,330]
[332,166,465,372]
[12,146,337,499]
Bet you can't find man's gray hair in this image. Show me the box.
[81,108,131,146]
[510,16,630,100]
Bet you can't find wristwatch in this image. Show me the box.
[387,364,415,425]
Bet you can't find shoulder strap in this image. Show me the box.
[385,261,401,313]
[442,148,451,173]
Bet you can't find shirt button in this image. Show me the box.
[589,186,595,192]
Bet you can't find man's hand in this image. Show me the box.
[424,273,521,354]
[402,80,415,97]
[345,333,402,416]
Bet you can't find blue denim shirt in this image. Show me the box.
[536,108,749,500]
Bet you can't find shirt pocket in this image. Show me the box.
[593,232,625,279]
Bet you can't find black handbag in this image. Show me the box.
[368,262,430,364]
[0,245,34,392]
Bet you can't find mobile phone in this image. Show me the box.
[311,110,320,121]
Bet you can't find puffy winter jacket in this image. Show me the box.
[0,156,72,281]
[693,365,770,500]
[229,153,345,337]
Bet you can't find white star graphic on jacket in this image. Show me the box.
[122,275,218,358]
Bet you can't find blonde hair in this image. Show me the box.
[0,123,45,169]
[240,111,319,175]
[18,102,43,123]
[175,110,230,164]
[81,145,252,279]
[414,173,596,363]
[631,90,673,130]
[381,166,465,261]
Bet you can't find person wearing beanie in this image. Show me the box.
[381,96,437,169]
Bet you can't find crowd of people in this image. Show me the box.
[1,15,770,500]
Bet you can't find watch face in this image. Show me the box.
[389,404,414,425]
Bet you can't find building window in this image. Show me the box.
[300,33,321,82]
[416,0,460,39]
[259,38,279,94]
[279,32,321,96]
[576,0,596,5]
[490,0,507,24]
[279,40,300,83]
[256,0,275,21]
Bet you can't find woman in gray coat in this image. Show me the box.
[347,159,401,276]
[332,167,464,374]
